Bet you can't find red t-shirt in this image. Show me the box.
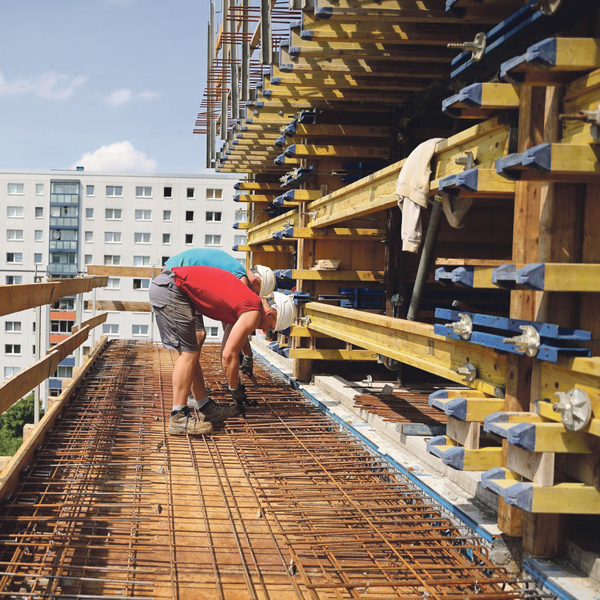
[171,265,261,324]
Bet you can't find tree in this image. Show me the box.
[0,394,41,456]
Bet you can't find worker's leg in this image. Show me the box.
[149,273,212,435]
[188,313,209,408]
[172,350,200,408]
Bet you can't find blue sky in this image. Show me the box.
[0,0,212,174]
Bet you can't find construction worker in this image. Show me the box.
[149,265,295,436]
[164,248,276,391]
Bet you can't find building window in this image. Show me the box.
[6,252,23,264]
[105,208,122,220]
[133,255,150,266]
[106,278,121,289]
[84,254,92,265]
[4,366,20,378]
[134,232,151,244]
[5,321,22,333]
[235,210,247,223]
[104,255,121,265]
[162,256,169,265]
[105,232,122,243]
[85,231,94,243]
[86,185,95,197]
[102,323,119,335]
[135,209,152,221]
[36,183,44,195]
[132,324,149,337]
[185,234,193,245]
[7,206,24,218]
[205,234,221,247]
[8,183,24,195]
[133,278,150,290]
[6,276,22,285]
[186,211,194,222]
[206,326,219,338]
[5,344,21,355]
[163,210,172,221]
[35,207,44,218]
[186,187,195,199]
[7,229,23,241]
[106,186,123,197]
[164,186,172,198]
[207,188,223,200]
[35,230,43,242]
[53,366,73,379]
[162,233,171,245]
[206,211,222,222]
[136,186,152,198]
[34,253,43,264]
[85,208,93,220]
[234,235,246,246]
[53,298,75,310]
[51,320,74,334]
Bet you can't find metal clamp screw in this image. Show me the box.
[454,151,477,171]
[559,103,600,142]
[447,32,487,62]
[456,362,477,383]
[503,325,540,357]
[553,388,592,432]
[444,313,473,340]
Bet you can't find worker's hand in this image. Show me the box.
[229,383,247,414]
[240,354,254,378]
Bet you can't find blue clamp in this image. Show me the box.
[491,264,517,288]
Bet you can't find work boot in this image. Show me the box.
[198,399,240,426]
[169,407,213,436]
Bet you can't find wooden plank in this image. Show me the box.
[72,313,108,334]
[506,445,555,487]
[447,417,480,450]
[284,144,389,159]
[287,227,386,240]
[289,349,379,361]
[87,266,161,278]
[248,212,299,246]
[0,277,109,318]
[264,83,413,103]
[289,326,329,338]
[93,300,152,313]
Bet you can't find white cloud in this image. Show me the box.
[0,70,87,100]
[74,141,157,173]
[105,88,160,108]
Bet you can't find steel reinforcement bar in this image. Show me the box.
[0,341,545,598]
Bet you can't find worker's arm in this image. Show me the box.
[222,323,253,360]
[222,311,260,389]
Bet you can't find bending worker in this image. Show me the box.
[165,248,276,398]
[149,265,295,436]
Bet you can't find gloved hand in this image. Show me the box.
[240,354,254,377]
[230,383,247,414]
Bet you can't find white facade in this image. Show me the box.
[0,170,247,393]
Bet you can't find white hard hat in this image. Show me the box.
[253,265,276,297]
[269,292,297,331]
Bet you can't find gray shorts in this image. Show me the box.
[149,271,205,353]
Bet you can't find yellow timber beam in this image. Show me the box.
[235,195,277,203]
[248,212,299,246]
[284,144,389,160]
[304,302,507,396]
[287,29,454,60]
[277,53,450,76]
[289,326,328,338]
[235,245,294,253]
[234,182,280,191]
[262,83,412,103]
[298,13,479,46]
[306,115,510,228]
[285,227,386,241]
[291,270,384,282]
[289,349,379,361]
[288,123,390,139]
[232,222,254,230]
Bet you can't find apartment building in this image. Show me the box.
[0,170,247,398]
